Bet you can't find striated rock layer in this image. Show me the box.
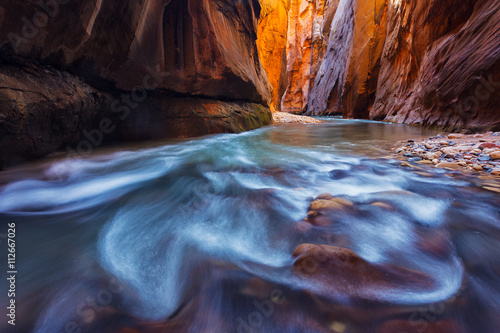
[260,0,500,130]
[370,0,500,131]
[0,0,272,103]
[281,0,340,114]
[0,0,273,167]
[0,59,272,168]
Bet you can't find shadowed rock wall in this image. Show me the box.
[0,0,274,167]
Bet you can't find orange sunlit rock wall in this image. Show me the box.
[259,0,500,130]
[281,0,339,114]
[257,0,290,111]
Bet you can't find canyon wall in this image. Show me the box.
[257,0,290,110]
[0,0,272,103]
[259,0,500,130]
[370,0,500,131]
[0,0,273,167]
[280,0,339,114]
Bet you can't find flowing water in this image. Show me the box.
[0,119,499,333]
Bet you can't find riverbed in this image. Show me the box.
[0,119,499,333]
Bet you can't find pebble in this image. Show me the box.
[441,147,459,155]
[425,152,441,160]
[436,162,460,169]
[309,198,354,211]
[490,151,500,160]
[472,164,483,171]
[395,133,500,176]
[480,143,500,149]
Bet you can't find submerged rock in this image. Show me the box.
[292,244,436,300]
[303,194,355,227]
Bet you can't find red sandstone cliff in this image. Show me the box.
[258,0,500,130]
[1,0,272,103]
[257,0,289,111]
[370,0,500,131]
[0,0,273,167]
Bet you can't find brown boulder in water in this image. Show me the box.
[292,244,436,300]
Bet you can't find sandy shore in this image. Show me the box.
[273,112,322,124]
[394,132,500,176]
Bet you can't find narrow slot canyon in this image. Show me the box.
[0,1,499,333]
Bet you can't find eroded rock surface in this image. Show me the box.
[370,0,500,131]
[0,61,109,168]
[0,0,272,103]
[259,0,500,130]
[257,0,290,110]
[0,0,273,167]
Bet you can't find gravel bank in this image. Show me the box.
[273,112,322,124]
[394,132,500,176]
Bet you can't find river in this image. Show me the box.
[0,119,499,333]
